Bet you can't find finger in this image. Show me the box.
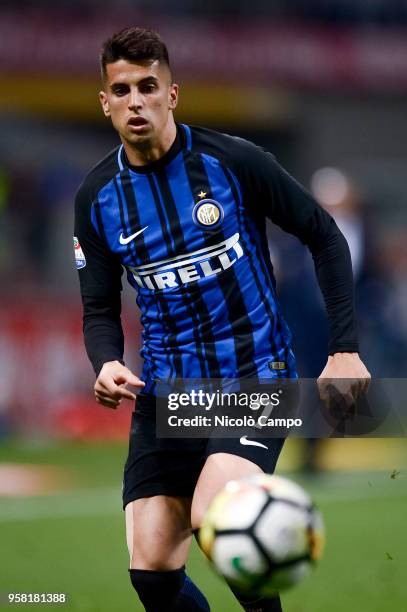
[95,387,122,404]
[96,396,119,407]
[317,379,346,407]
[349,379,362,400]
[95,378,115,395]
[96,378,133,400]
[319,382,355,418]
[116,372,145,388]
[318,382,337,416]
[332,393,355,420]
[113,384,137,401]
[352,377,369,400]
[317,378,331,402]
[331,378,357,399]
[343,392,356,417]
[95,395,120,409]
[96,389,123,403]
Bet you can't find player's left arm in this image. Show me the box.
[236,143,370,399]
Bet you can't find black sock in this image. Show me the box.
[177,574,210,611]
[129,567,210,611]
[228,583,282,612]
[193,530,280,612]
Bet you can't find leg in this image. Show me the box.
[122,396,210,610]
[191,452,262,530]
[126,495,210,611]
[191,434,285,528]
[192,447,284,612]
[125,495,192,570]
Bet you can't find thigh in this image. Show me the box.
[125,495,192,570]
[191,452,263,530]
[191,437,285,530]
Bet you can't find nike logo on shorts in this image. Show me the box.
[239,435,268,450]
[119,226,148,245]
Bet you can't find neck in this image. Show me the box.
[122,117,177,166]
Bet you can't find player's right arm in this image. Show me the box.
[74,180,144,408]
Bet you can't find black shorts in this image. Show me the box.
[122,393,285,509]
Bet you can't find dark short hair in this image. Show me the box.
[100,27,171,80]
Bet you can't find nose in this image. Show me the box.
[128,87,142,111]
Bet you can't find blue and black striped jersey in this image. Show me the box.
[75,124,358,390]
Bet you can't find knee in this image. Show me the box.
[131,555,176,571]
[129,535,180,571]
[128,521,191,570]
[125,499,191,570]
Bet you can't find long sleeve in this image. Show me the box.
[238,143,359,354]
[74,181,125,375]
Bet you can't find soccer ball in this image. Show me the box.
[199,474,325,596]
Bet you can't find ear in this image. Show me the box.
[168,83,179,111]
[99,90,111,117]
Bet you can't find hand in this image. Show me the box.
[94,360,145,409]
[317,353,371,417]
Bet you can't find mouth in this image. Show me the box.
[127,116,148,128]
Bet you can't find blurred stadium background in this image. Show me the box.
[0,1,406,610]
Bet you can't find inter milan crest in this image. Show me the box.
[193,197,224,229]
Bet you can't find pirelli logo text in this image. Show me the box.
[129,233,244,290]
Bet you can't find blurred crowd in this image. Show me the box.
[270,167,407,380]
[3,0,407,25]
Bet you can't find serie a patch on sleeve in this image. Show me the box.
[73,236,86,269]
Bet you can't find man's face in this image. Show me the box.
[99,59,178,147]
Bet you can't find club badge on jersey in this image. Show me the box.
[73,236,86,269]
[193,198,224,229]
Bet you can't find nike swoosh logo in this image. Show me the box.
[239,436,268,450]
[119,226,148,245]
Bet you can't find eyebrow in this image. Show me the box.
[110,75,159,89]
[138,76,159,84]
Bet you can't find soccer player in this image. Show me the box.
[74,27,370,612]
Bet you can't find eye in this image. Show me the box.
[113,86,129,96]
[142,83,157,93]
